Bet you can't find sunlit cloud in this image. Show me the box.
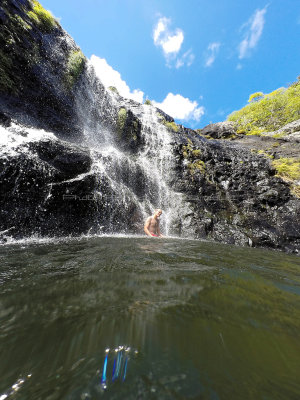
[90,55,144,103]
[153,17,184,55]
[90,56,203,123]
[153,16,194,68]
[238,6,268,59]
[153,93,204,122]
[205,42,221,67]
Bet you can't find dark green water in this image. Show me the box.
[0,236,299,400]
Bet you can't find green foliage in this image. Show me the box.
[192,149,201,157]
[164,121,179,132]
[228,79,300,134]
[108,86,119,94]
[248,92,264,103]
[272,158,300,181]
[11,15,31,31]
[65,50,85,88]
[117,108,127,134]
[257,150,274,159]
[27,1,58,32]
[157,113,179,132]
[188,160,206,174]
[291,185,300,198]
[182,143,206,176]
[246,128,264,136]
[144,99,152,105]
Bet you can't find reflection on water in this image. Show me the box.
[0,237,299,399]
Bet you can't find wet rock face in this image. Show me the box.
[31,139,92,179]
[172,134,300,252]
[0,0,85,139]
[0,135,98,239]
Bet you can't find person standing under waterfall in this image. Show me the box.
[144,209,164,237]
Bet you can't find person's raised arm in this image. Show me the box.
[144,217,152,237]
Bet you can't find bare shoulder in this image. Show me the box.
[145,216,152,225]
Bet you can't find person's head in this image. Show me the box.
[153,209,162,219]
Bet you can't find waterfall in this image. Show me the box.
[0,59,192,241]
[72,61,192,237]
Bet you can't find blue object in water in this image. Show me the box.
[123,357,128,382]
[101,354,108,385]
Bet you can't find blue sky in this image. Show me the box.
[42,0,300,128]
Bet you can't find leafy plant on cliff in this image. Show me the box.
[228,78,300,135]
[272,158,300,181]
[156,112,179,132]
[144,99,152,105]
[108,86,119,94]
[117,108,127,135]
[164,121,179,132]
[272,157,300,197]
[65,50,86,88]
[27,1,58,33]
[188,160,206,174]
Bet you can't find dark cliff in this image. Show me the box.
[0,0,299,253]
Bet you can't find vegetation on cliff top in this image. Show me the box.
[228,77,300,135]
[27,1,58,33]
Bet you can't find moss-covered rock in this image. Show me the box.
[272,158,300,182]
[117,107,127,136]
[65,49,86,88]
[115,107,143,153]
[164,120,179,132]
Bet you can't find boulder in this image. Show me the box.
[201,122,237,139]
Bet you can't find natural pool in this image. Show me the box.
[0,236,299,399]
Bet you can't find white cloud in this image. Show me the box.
[89,56,203,123]
[153,93,204,122]
[175,49,195,69]
[90,55,144,103]
[236,63,243,70]
[153,17,184,56]
[238,6,267,59]
[153,16,194,68]
[205,42,221,67]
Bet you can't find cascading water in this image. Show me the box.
[76,61,192,236]
[0,60,192,241]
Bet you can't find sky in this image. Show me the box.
[41,0,300,129]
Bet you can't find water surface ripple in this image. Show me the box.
[0,237,299,399]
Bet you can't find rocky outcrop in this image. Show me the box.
[171,134,300,252]
[0,125,98,239]
[200,121,237,139]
